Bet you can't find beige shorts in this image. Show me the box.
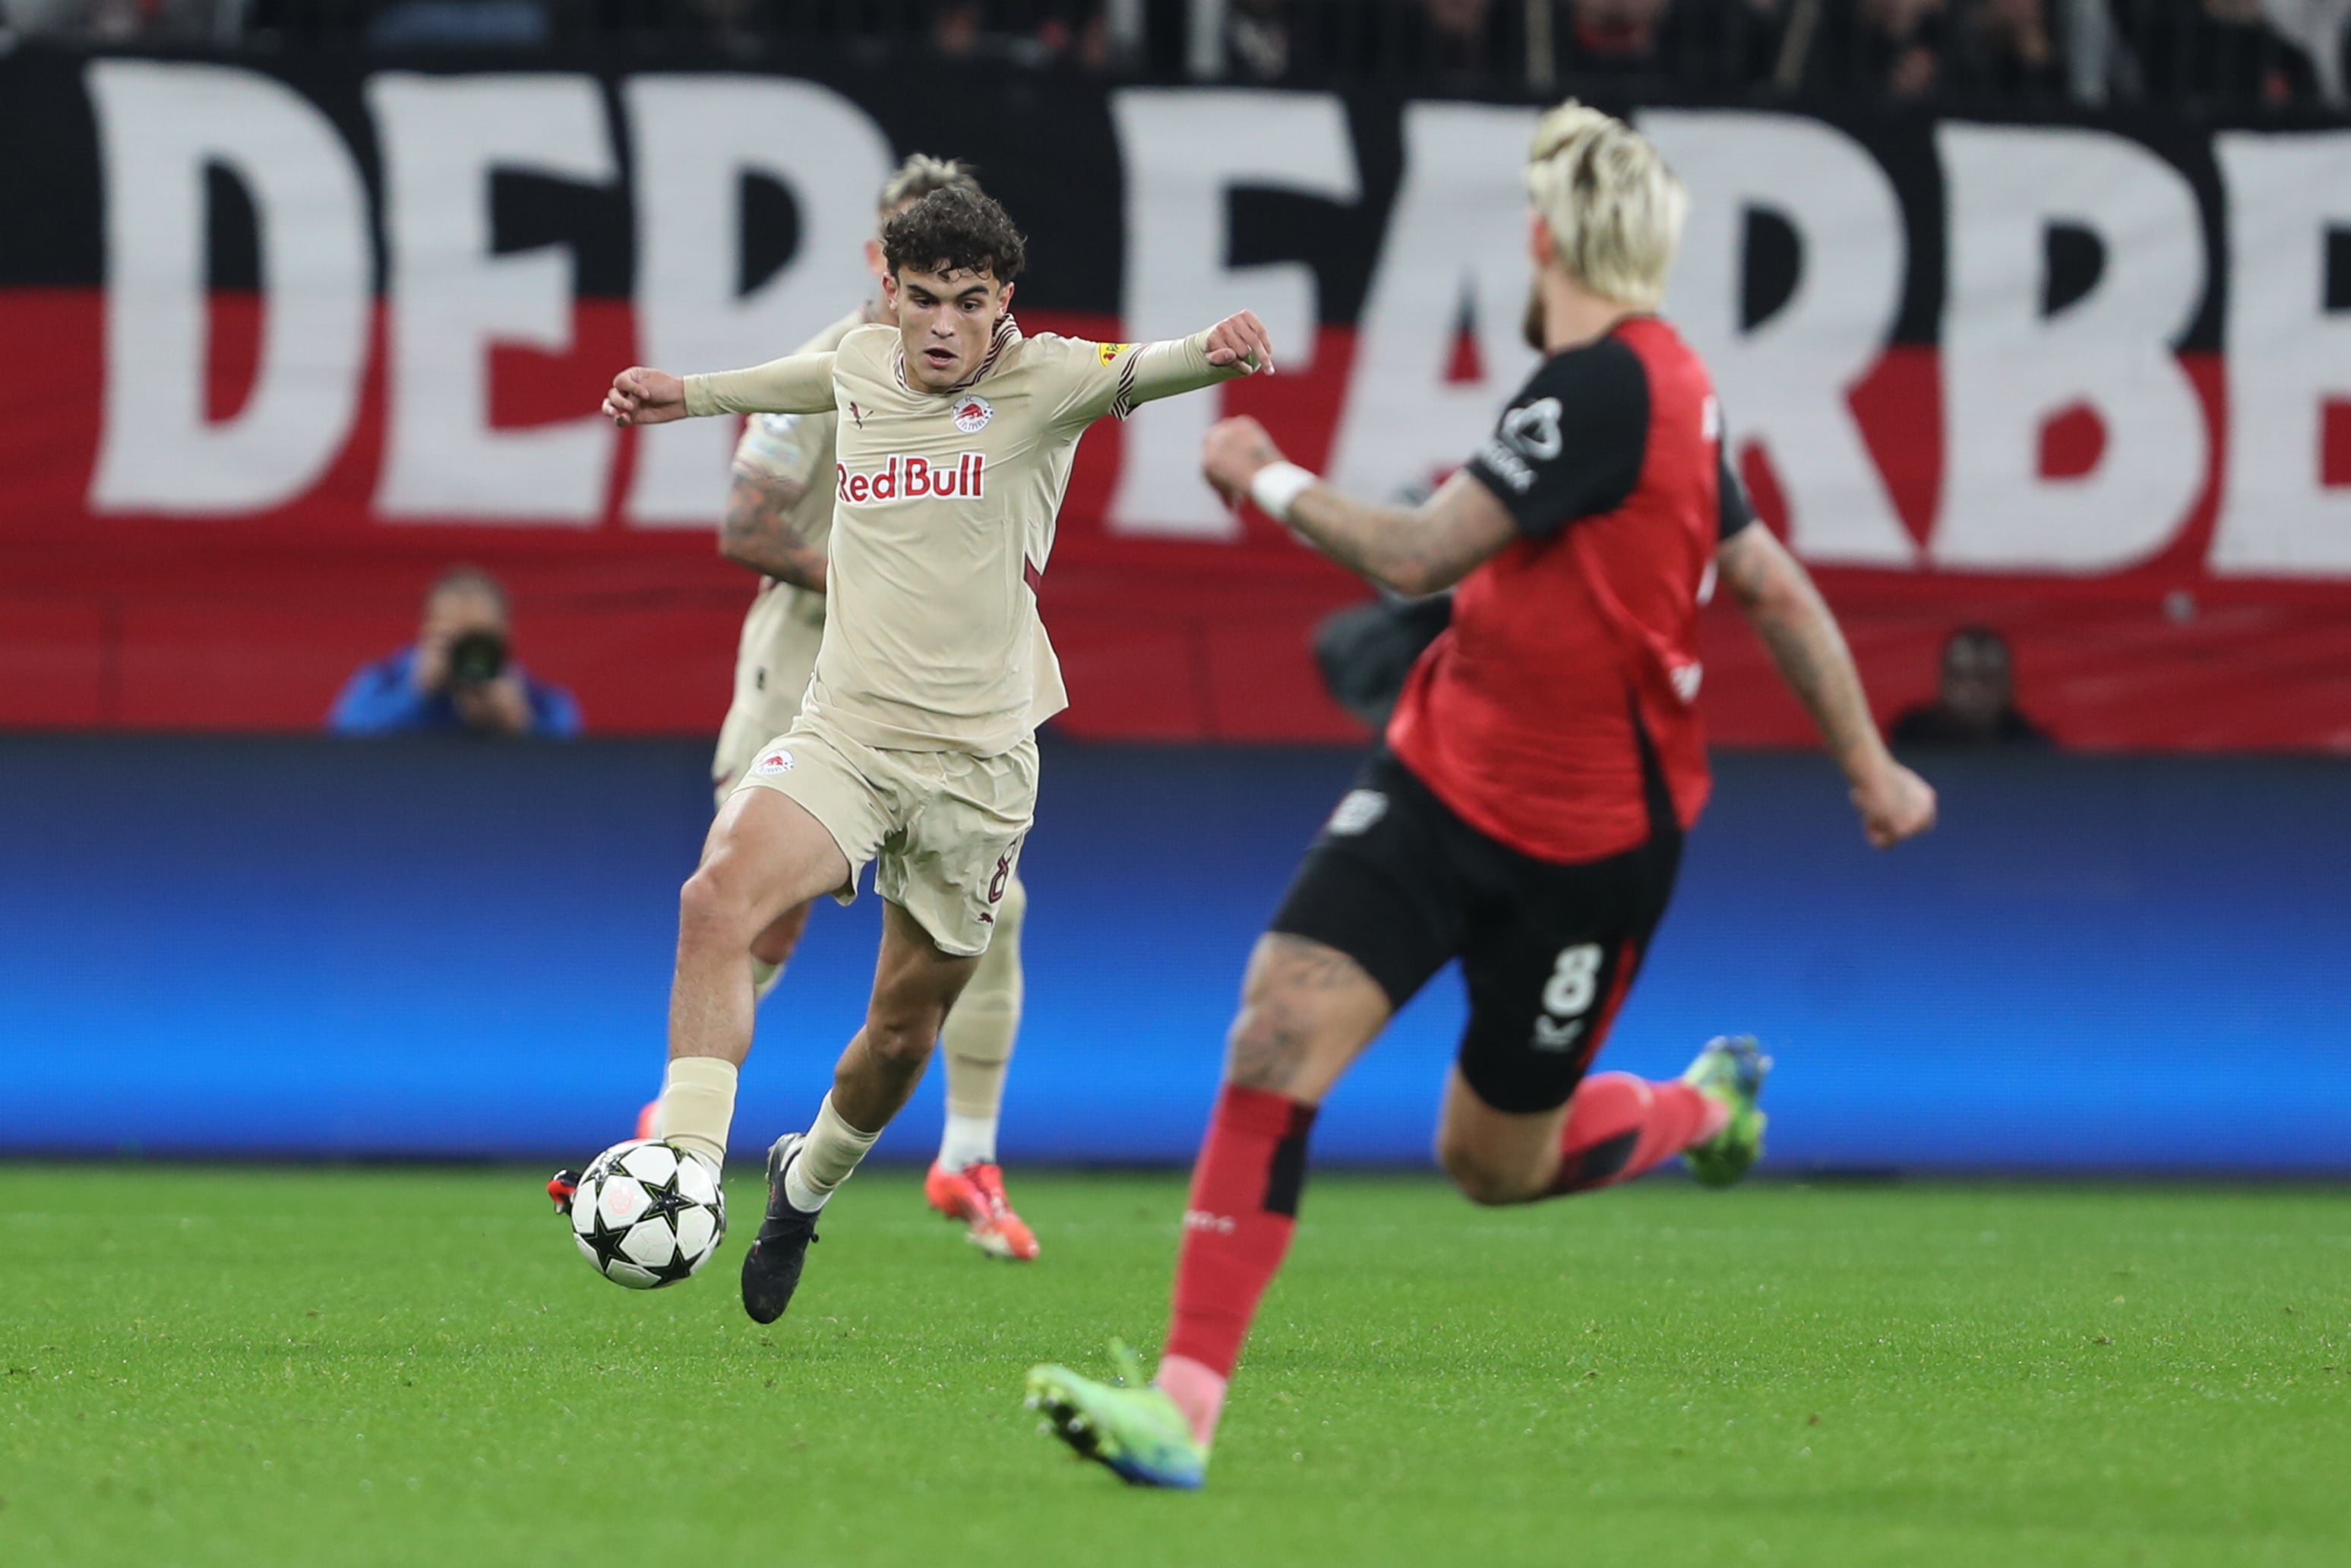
[730,710,1037,958]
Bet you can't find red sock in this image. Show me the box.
[1163,1083,1317,1380]
[1547,1071,1724,1195]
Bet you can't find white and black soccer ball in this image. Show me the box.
[569,1140,726,1289]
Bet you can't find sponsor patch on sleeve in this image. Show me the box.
[1326,789,1388,836]
[1097,342,1133,365]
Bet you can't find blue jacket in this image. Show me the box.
[328,646,583,738]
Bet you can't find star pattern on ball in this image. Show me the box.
[570,1143,726,1289]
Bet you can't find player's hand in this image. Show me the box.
[604,367,687,426]
[1850,757,1937,849]
[1202,416,1288,507]
[1204,311,1276,376]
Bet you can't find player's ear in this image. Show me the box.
[1527,210,1556,270]
[996,280,1016,320]
[881,270,901,309]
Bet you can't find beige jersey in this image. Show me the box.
[687,318,1237,754]
[724,308,870,728]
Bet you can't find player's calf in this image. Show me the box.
[1433,1064,1742,1205]
[748,899,814,974]
[829,1010,940,1131]
[823,903,975,1129]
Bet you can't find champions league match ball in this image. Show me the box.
[569,1140,727,1289]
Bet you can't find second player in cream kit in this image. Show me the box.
[709,307,867,801]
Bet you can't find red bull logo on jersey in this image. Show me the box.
[835,454,987,506]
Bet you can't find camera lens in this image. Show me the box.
[447,631,508,686]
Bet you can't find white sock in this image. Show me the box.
[656,1057,737,1168]
[938,1111,998,1171]
[782,1092,880,1212]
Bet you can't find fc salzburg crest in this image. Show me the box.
[953,395,994,434]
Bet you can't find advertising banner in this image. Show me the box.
[5,735,2344,1170]
[5,50,2349,746]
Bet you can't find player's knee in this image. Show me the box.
[677,865,755,948]
[675,871,728,941]
[1436,1134,1541,1207]
[860,1011,939,1073]
[1224,963,1354,1095]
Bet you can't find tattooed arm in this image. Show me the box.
[1277,472,1517,599]
[718,472,826,593]
[1199,418,1516,597]
[1717,522,1935,849]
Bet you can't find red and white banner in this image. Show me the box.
[4,52,2349,746]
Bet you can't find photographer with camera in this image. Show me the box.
[328,567,581,738]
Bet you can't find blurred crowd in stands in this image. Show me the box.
[5,0,2346,108]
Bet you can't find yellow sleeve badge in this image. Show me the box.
[1097,342,1134,365]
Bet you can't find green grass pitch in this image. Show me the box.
[4,1167,2346,1567]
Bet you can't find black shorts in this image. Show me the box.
[1268,748,1682,1115]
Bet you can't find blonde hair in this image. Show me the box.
[1525,102,1686,311]
[880,153,978,216]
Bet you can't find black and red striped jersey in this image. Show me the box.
[1386,315,1754,865]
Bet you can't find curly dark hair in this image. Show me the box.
[881,186,1028,285]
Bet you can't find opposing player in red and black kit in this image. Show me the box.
[1025,101,1937,1490]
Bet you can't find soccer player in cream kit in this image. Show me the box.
[602,186,1276,1325]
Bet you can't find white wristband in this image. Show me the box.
[1250,461,1318,522]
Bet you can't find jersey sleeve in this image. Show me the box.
[1047,334,1246,429]
[684,352,836,419]
[733,410,834,492]
[1462,337,1649,539]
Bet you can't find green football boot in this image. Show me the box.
[1681,1034,1771,1188]
[1025,1341,1207,1490]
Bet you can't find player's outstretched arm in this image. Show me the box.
[1201,417,1515,596]
[1093,314,1277,422]
[1717,522,1937,849]
[602,353,836,426]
